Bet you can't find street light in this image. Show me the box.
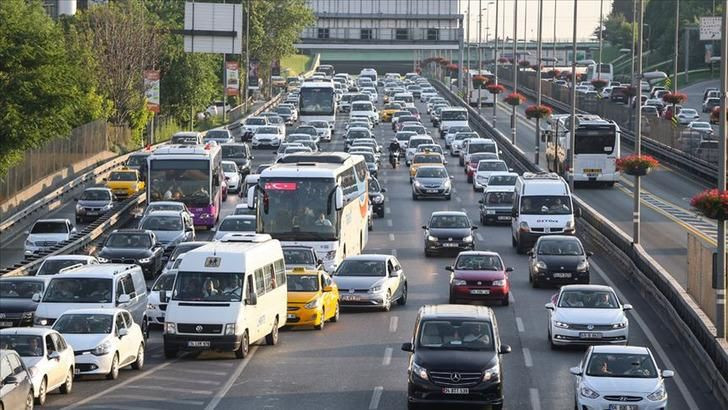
[493,0,500,126]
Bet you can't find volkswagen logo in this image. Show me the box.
[195,325,203,333]
[449,373,462,382]
[620,396,629,402]
[448,237,453,241]
[587,324,594,330]
[349,289,356,294]
[0,313,5,319]
[477,281,482,285]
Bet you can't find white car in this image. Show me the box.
[0,328,75,405]
[53,308,145,380]
[350,101,379,125]
[676,108,700,125]
[362,87,378,102]
[405,136,435,165]
[687,121,714,138]
[444,126,472,148]
[570,345,673,410]
[307,120,333,142]
[203,128,233,144]
[251,126,284,148]
[147,270,178,327]
[35,255,99,276]
[449,132,478,156]
[274,143,306,162]
[472,160,509,191]
[213,215,256,240]
[242,116,269,140]
[546,284,631,348]
[221,160,242,193]
[24,219,76,256]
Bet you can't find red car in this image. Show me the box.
[464,153,500,182]
[447,251,512,306]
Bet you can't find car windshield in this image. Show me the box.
[410,139,431,148]
[396,133,415,142]
[488,175,517,185]
[418,320,494,350]
[152,274,176,292]
[356,153,376,163]
[520,195,572,215]
[283,248,316,266]
[352,103,372,111]
[418,145,442,153]
[37,259,86,275]
[416,168,447,178]
[276,107,291,114]
[110,172,136,181]
[681,109,697,116]
[169,243,206,261]
[485,191,514,205]
[31,221,68,234]
[403,126,426,134]
[287,275,319,291]
[106,233,151,249]
[0,280,44,299]
[219,217,256,232]
[126,155,147,167]
[0,335,44,357]
[53,314,113,334]
[348,130,370,139]
[246,118,266,125]
[455,133,477,141]
[430,215,470,228]
[455,255,503,270]
[171,272,243,302]
[81,190,111,201]
[43,278,113,303]
[310,121,328,128]
[414,156,442,164]
[441,111,468,121]
[586,353,657,378]
[147,203,183,213]
[692,122,711,129]
[222,163,237,173]
[205,130,229,140]
[478,161,507,171]
[469,143,496,154]
[257,127,279,134]
[335,260,386,277]
[538,239,584,255]
[558,290,618,308]
[222,145,248,159]
[142,215,182,231]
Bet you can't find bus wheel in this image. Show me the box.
[265,319,279,345]
[235,331,249,358]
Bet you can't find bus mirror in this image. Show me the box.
[247,186,256,209]
[334,186,344,210]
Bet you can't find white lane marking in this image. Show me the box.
[389,316,399,333]
[204,345,259,410]
[516,317,525,333]
[522,347,533,367]
[388,233,395,241]
[147,375,219,385]
[391,249,398,257]
[175,368,227,376]
[128,385,213,395]
[382,347,393,366]
[87,405,160,410]
[387,219,393,227]
[476,232,484,241]
[509,292,516,303]
[591,262,700,410]
[385,207,391,213]
[529,388,542,410]
[100,395,205,406]
[368,386,384,410]
[455,197,462,203]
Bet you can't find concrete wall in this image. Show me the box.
[687,232,724,324]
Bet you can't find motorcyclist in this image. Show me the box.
[388,138,401,155]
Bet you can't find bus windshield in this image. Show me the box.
[172,271,243,302]
[574,130,616,155]
[300,87,335,115]
[149,160,211,207]
[520,195,572,215]
[257,177,339,241]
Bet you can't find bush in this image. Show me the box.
[591,79,609,90]
[615,154,659,176]
[690,189,728,220]
[504,92,525,106]
[472,74,489,88]
[518,60,531,68]
[662,92,687,105]
[525,104,553,120]
[498,57,511,64]
[486,83,505,94]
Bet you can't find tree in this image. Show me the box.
[0,0,106,177]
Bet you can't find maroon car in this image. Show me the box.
[447,251,512,306]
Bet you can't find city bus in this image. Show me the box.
[545,114,620,186]
[247,153,369,272]
[147,144,224,228]
[468,70,495,107]
[299,81,337,129]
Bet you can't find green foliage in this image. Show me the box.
[0,0,106,177]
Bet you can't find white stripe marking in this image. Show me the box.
[176,369,227,376]
[388,233,395,241]
[102,395,205,406]
[87,406,159,410]
[387,219,393,227]
[382,347,393,366]
[476,232,484,241]
[385,207,391,213]
[522,347,533,367]
[369,386,384,410]
[147,375,219,385]
[516,317,525,333]
[389,316,399,333]
[455,197,462,203]
[529,388,542,410]
[509,292,516,303]
[128,385,213,395]
[204,345,259,410]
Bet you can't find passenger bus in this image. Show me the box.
[585,63,613,83]
[247,153,369,272]
[468,70,495,107]
[147,144,224,228]
[299,82,337,128]
[317,64,335,77]
[545,114,620,186]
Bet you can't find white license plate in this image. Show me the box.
[497,216,511,220]
[187,341,210,347]
[609,405,638,410]
[470,289,490,295]
[0,321,12,327]
[580,332,603,339]
[341,295,361,301]
[553,272,572,278]
[86,211,99,216]
[426,189,438,193]
[442,388,469,394]
[443,243,459,247]
[287,314,296,320]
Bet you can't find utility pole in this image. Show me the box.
[512,0,518,145]
[715,0,727,339]
[244,0,250,116]
[673,0,680,92]
[633,0,644,244]
[631,0,636,89]
[493,0,499,126]
[568,0,577,192]
[466,3,471,98]
[598,0,603,80]
[478,0,483,110]
[553,0,557,70]
[523,0,528,60]
[535,0,543,165]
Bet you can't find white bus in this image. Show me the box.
[585,63,613,83]
[247,153,369,272]
[162,234,287,359]
[299,82,337,128]
[468,70,495,106]
[545,114,620,186]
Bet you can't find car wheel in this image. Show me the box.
[331,303,340,322]
[314,311,325,330]
[424,249,431,257]
[25,390,34,410]
[549,331,558,350]
[445,194,451,200]
[502,295,510,306]
[382,291,392,312]
[131,343,145,370]
[235,330,249,359]
[164,344,178,359]
[492,404,503,410]
[59,368,73,394]
[106,353,119,380]
[407,401,419,410]
[397,284,407,305]
[36,377,47,405]
[377,209,385,218]
[412,193,418,200]
[511,235,517,247]
[266,318,280,344]
[449,293,456,304]
[480,215,486,225]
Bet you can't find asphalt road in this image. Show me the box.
[37,94,722,410]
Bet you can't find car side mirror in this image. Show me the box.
[32,293,42,302]
[74,198,79,202]
[159,290,168,303]
[117,294,131,304]
[24,230,30,235]
[421,225,427,229]
[499,344,512,354]
[505,267,513,272]
[471,226,478,230]
[511,209,518,218]
[545,302,555,310]
[380,188,387,192]
[661,370,674,378]
[478,199,484,204]
[450,176,455,179]
[48,351,61,360]
[250,156,255,160]
[569,366,582,376]
[2,375,18,385]
[323,285,333,292]
[527,250,534,256]
[246,292,258,306]
[575,208,583,218]
[622,304,633,311]
[445,265,454,272]
[118,327,128,338]
[587,251,594,257]
[401,342,414,352]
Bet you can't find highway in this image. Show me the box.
[35,93,722,410]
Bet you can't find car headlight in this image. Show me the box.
[576,260,589,272]
[492,279,506,287]
[22,311,33,319]
[138,257,152,264]
[97,257,109,263]
[413,181,422,188]
[33,316,49,326]
[519,221,530,232]
[304,298,322,309]
[164,322,176,334]
[451,279,467,286]
[368,285,383,294]
[76,204,83,212]
[554,320,570,329]
[224,323,236,335]
[535,261,548,271]
[442,179,451,188]
[486,210,496,214]
[92,340,113,356]
[102,203,114,211]
[427,235,438,242]
[25,239,35,247]
[646,384,667,401]
[482,363,500,382]
[579,385,600,399]
[462,235,473,243]
[372,195,384,204]
[612,320,628,329]
[411,362,428,380]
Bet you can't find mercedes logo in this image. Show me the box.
[560,266,565,270]
[477,281,482,285]
[587,324,594,330]
[620,396,628,402]
[195,325,203,333]
[450,373,462,382]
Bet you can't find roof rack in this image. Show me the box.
[522,172,561,180]
[219,233,272,243]
[58,263,85,274]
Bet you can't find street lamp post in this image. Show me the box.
[535,0,543,165]
[715,0,727,339]
[569,0,578,192]
[598,0,604,80]
[673,0,680,92]
[478,1,483,110]
[493,0,499,126]
[512,0,519,145]
[553,0,557,70]
[633,0,644,244]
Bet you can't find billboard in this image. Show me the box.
[700,16,721,40]
[143,70,160,113]
[248,59,260,90]
[226,61,240,96]
[184,2,243,54]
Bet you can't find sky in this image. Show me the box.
[462,0,612,43]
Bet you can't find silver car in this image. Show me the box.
[138,210,195,251]
[332,255,407,311]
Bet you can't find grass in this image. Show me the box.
[281,54,313,77]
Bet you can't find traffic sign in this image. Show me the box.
[700,17,722,40]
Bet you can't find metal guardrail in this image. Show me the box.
[432,79,728,404]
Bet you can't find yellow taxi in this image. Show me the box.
[105,168,145,197]
[409,152,446,180]
[286,267,340,330]
[379,102,404,122]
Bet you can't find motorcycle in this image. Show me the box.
[389,149,400,168]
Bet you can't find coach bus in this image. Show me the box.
[468,70,495,107]
[299,81,337,128]
[147,144,224,227]
[247,153,368,272]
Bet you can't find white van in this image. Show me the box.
[359,68,378,84]
[439,107,469,137]
[162,234,287,359]
[350,101,379,125]
[393,92,415,108]
[510,173,578,254]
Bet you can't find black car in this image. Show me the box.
[0,350,34,410]
[125,151,151,181]
[423,211,477,256]
[0,277,47,328]
[527,235,592,287]
[221,143,253,176]
[368,177,386,217]
[401,304,511,410]
[98,229,164,279]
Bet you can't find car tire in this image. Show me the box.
[511,235,517,247]
[235,330,249,359]
[314,312,325,330]
[59,368,73,394]
[412,193,418,200]
[331,303,340,322]
[25,390,34,410]
[131,343,145,370]
[36,377,47,406]
[492,404,503,410]
[445,194,451,200]
[106,353,119,380]
[382,291,392,312]
[266,318,280,344]
[164,345,178,359]
[480,215,487,225]
[502,295,510,306]
[424,249,431,257]
[449,293,456,304]
[407,401,419,410]
[397,284,407,305]
[549,331,558,350]
[377,209,384,218]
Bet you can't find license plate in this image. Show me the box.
[86,211,99,216]
[583,168,602,173]
[470,289,490,295]
[187,341,210,347]
[426,189,438,193]
[443,243,459,247]
[0,321,12,327]
[553,272,572,278]
[287,314,296,320]
[497,216,511,220]
[442,388,469,394]
[579,332,603,339]
[609,405,638,410]
[341,295,361,301]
